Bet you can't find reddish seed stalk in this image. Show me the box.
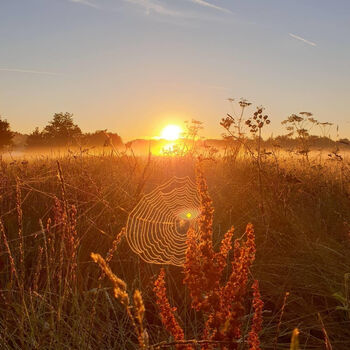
[248,280,264,350]
[159,161,262,349]
[16,178,25,287]
[273,291,290,350]
[154,268,187,349]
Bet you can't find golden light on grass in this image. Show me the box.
[160,125,182,141]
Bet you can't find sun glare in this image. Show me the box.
[160,125,182,141]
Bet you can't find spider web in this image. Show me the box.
[126,177,200,266]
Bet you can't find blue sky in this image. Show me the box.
[0,0,349,139]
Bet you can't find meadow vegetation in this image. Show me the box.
[0,103,349,349]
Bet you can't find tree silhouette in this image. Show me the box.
[26,127,45,148]
[82,130,123,148]
[43,113,82,146]
[0,117,14,149]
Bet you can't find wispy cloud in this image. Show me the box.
[123,0,185,17]
[0,68,60,76]
[69,0,98,8]
[289,33,317,47]
[187,0,232,14]
[67,0,232,18]
[123,0,231,18]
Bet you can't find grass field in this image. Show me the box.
[0,148,349,349]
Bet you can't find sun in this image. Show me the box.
[160,125,182,141]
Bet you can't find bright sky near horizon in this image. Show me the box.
[0,0,349,140]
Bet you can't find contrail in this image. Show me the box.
[0,68,60,76]
[289,33,317,47]
[123,0,182,16]
[69,0,98,8]
[188,0,232,13]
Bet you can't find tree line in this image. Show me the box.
[0,113,349,152]
[0,113,123,150]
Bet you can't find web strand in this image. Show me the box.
[126,177,200,266]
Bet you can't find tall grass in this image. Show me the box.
[0,149,349,349]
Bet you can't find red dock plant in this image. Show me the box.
[248,281,264,350]
[154,269,187,349]
[154,162,263,349]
